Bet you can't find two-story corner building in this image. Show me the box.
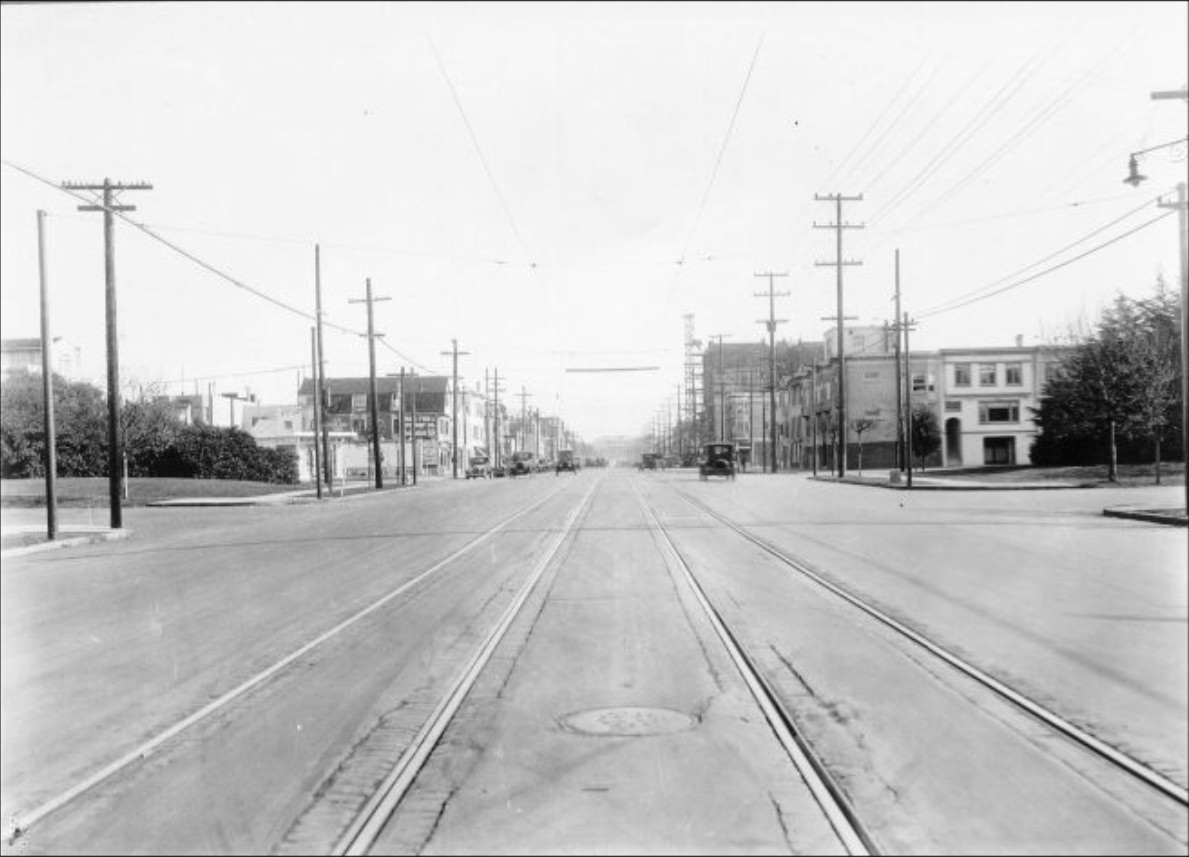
[938,343,1074,467]
[297,375,458,476]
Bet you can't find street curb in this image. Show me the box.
[1,528,132,558]
[808,476,1086,491]
[1102,507,1188,527]
[144,484,416,507]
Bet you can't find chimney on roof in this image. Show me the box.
[1015,334,1024,348]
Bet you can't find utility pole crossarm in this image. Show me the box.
[815,192,864,479]
[65,177,152,529]
[753,273,790,474]
[349,281,391,489]
[440,339,471,478]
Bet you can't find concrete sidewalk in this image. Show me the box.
[808,471,1186,526]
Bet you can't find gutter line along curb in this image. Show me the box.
[1,529,132,559]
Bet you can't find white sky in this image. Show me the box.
[2,1,1186,441]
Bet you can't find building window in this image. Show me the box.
[983,437,1016,464]
[283,420,293,430]
[863,370,880,380]
[912,373,934,392]
[352,393,367,411]
[1005,363,1023,386]
[979,364,997,386]
[390,393,401,411]
[978,401,1019,423]
[945,401,962,412]
[954,363,971,386]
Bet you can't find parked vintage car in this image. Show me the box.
[699,442,736,480]
[466,454,492,479]
[638,452,660,471]
[508,451,537,477]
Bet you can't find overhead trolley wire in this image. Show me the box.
[676,31,765,267]
[866,40,1051,227]
[899,19,1152,228]
[426,34,536,268]
[660,30,765,327]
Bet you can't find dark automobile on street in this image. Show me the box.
[466,454,492,479]
[556,449,578,474]
[699,442,736,480]
[509,451,537,477]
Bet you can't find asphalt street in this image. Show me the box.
[1,469,1185,855]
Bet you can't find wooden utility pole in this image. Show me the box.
[518,386,533,451]
[398,368,407,485]
[310,328,322,499]
[64,178,152,529]
[493,369,505,470]
[814,193,863,478]
[903,311,918,488]
[314,245,332,489]
[708,333,732,441]
[894,249,904,472]
[1157,181,1188,514]
[440,339,471,478]
[349,279,390,489]
[409,371,420,485]
[37,211,57,540]
[810,360,820,477]
[819,311,857,476]
[754,271,789,473]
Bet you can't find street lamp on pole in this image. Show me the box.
[1124,95,1187,513]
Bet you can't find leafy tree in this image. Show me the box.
[1,371,107,478]
[1,371,297,484]
[850,417,879,475]
[910,404,941,471]
[121,388,183,477]
[1031,281,1182,480]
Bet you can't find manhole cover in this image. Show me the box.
[560,707,697,736]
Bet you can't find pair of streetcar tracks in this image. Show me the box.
[634,482,878,857]
[332,479,600,856]
[7,483,584,847]
[663,483,1189,812]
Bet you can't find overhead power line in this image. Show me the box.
[1,158,368,341]
[919,208,1177,319]
[921,192,1165,315]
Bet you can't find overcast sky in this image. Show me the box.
[2,1,1186,441]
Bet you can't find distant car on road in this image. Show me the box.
[466,455,492,479]
[556,449,578,474]
[639,452,660,471]
[509,451,536,477]
[699,442,736,481]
